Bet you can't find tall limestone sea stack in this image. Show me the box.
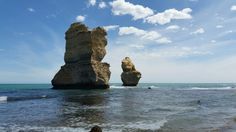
[52,22,111,89]
[121,57,141,86]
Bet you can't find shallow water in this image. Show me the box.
[0,83,236,132]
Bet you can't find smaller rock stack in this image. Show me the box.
[121,57,141,86]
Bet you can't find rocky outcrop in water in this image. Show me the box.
[52,22,111,89]
[90,125,102,132]
[121,57,141,86]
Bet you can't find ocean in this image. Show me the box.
[0,83,236,132]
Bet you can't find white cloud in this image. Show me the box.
[99,1,107,9]
[226,30,233,33]
[88,0,96,6]
[27,8,35,12]
[142,31,162,41]
[109,0,192,25]
[103,25,119,31]
[216,25,223,29]
[191,28,205,35]
[182,27,188,31]
[145,8,192,25]
[218,30,234,37]
[76,15,86,22]
[211,40,216,43]
[231,5,236,11]
[156,37,172,44]
[129,44,144,49]
[146,47,212,58]
[118,26,171,44]
[166,25,180,30]
[109,0,154,20]
[119,27,160,39]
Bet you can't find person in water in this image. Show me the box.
[197,100,201,105]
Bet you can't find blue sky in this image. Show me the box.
[0,0,236,83]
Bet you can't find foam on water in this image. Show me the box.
[110,85,138,89]
[0,96,7,102]
[110,85,159,89]
[123,119,168,131]
[5,95,54,102]
[82,105,110,110]
[148,85,159,88]
[190,86,234,90]
[88,119,168,131]
[0,125,87,132]
[0,119,168,132]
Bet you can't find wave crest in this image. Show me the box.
[0,96,7,102]
[190,86,234,90]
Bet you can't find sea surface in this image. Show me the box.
[0,83,236,132]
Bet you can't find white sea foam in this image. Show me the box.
[82,105,110,110]
[148,85,159,88]
[190,86,234,90]
[88,119,168,131]
[110,85,137,89]
[0,96,7,102]
[0,119,167,132]
[0,124,88,132]
[110,85,159,89]
[41,95,47,98]
[110,85,125,89]
[123,119,167,130]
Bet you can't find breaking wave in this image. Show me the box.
[1,95,51,102]
[110,85,138,89]
[0,96,7,102]
[0,119,168,132]
[190,86,235,90]
[121,119,167,131]
[110,85,159,89]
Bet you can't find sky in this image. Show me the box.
[0,0,236,83]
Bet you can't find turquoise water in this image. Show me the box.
[0,83,236,132]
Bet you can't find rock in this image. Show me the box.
[90,125,102,132]
[121,57,141,86]
[52,22,111,89]
[197,100,201,105]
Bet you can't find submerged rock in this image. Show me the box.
[121,57,141,86]
[52,22,111,89]
[90,125,102,132]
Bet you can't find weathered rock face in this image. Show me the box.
[121,57,141,86]
[52,22,111,89]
